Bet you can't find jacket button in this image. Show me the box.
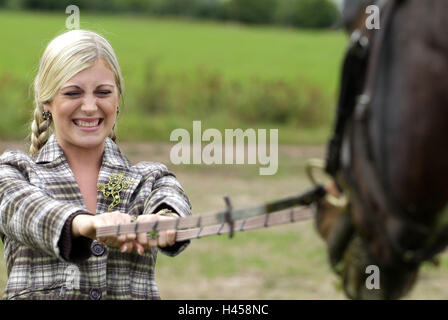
[89,288,102,300]
[91,242,106,256]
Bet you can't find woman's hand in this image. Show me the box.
[72,212,177,255]
[72,211,136,252]
[134,214,177,254]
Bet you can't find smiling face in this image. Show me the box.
[44,59,120,151]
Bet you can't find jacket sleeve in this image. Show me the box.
[0,152,91,262]
[142,162,192,257]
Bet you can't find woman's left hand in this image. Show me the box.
[121,214,177,255]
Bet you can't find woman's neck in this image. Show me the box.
[58,139,104,172]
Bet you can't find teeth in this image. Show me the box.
[74,119,100,127]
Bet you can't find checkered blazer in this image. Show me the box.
[0,134,192,300]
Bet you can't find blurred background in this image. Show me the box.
[0,0,447,299]
[0,0,345,143]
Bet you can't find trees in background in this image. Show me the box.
[1,0,340,29]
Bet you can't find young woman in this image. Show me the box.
[0,29,192,299]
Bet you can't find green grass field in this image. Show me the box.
[0,10,347,144]
[0,10,345,88]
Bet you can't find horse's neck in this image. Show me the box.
[368,0,448,221]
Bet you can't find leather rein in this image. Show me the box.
[96,186,326,241]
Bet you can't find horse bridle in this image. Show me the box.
[327,0,448,268]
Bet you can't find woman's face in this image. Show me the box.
[44,59,120,151]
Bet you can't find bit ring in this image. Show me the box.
[305,158,349,209]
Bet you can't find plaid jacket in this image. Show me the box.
[0,134,192,300]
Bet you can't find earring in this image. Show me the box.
[117,107,120,114]
[42,110,52,120]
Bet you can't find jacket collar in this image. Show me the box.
[34,134,131,168]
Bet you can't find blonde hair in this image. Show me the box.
[29,29,124,156]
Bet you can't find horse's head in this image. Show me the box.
[317,0,448,299]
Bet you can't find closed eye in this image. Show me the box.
[64,92,80,97]
[97,91,111,96]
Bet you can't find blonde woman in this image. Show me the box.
[0,29,192,300]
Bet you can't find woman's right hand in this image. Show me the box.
[72,211,136,252]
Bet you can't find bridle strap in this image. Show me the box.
[325,29,370,176]
[326,0,390,176]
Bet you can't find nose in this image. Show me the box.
[81,95,98,114]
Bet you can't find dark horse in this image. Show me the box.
[314,0,448,299]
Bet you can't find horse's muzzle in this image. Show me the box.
[341,236,419,300]
[314,191,419,300]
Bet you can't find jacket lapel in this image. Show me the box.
[96,138,143,215]
[34,135,143,215]
[33,134,85,208]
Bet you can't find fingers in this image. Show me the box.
[157,230,167,247]
[154,230,176,247]
[166,229,176,246]
[94,211,135,249]
[147,234,158,248]
[141,230,175,249]
[133,215,178,253]
[133,242,145,256]
[96,213,179,255]
[134,214,157,250]
[136,230,148,248]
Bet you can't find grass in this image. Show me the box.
[0,10,347,144]
[0,10,346,88]
[1,140,448,299]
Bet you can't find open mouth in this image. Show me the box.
[72,118,104,132]
[72,118,104,128]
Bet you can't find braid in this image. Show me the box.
[29,105,52,156]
